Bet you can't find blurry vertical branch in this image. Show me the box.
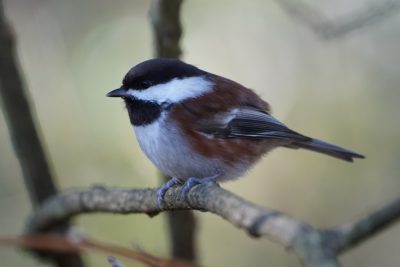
[0,1,84,267]
[150,0,183,58]
[149,0,198,263]
[0,0,56,206]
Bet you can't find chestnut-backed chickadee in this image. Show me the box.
[107,58,364,207]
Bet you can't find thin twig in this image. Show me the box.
[26,183,400,267]
[107,256,126,267]
[277,0,400,39]
[327,197,400,253]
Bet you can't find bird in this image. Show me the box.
[107,58,364,208]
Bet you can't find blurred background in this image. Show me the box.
[0,0,399,266]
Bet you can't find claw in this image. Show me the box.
[182,174,219,201]
[156,177,182,209]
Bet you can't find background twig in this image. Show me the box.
[150,0,183,58]
[0,1,83,266]
[328,197,400,253]
[276,0,400,39]
[0,0,56,207]
[107,256,126,267]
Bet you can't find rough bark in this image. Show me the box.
[27,183,400,267]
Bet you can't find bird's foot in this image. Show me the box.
[156,177,183,209]
[182,174,220,201]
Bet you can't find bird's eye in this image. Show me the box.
[140,80,152,89]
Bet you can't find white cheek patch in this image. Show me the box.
[126,76,213,103]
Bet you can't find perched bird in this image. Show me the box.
[107,58,364,207]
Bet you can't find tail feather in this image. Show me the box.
[290,138,365,162]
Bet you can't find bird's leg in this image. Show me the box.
[156,177,183,209]
[182,173,220,201]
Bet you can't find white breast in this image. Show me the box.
[133,116,221,180]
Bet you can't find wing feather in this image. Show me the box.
[198,108,311,142]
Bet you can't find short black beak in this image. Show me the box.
[106,88,127,97]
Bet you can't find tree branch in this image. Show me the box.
[0,1,83,266]
[163,203,197,262]
[26,183,400,267]
[148,0,198,262]
[327,197,400,253]
[276,0,400,40]
[0,0,57,207]
[149,0,183,58]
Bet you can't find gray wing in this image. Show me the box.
[198,108,311,142]
[197,108,364,162]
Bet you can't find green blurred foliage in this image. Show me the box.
[0,0,399,266]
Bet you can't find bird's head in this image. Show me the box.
[107,58,212,126]
[107,58,211,103]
